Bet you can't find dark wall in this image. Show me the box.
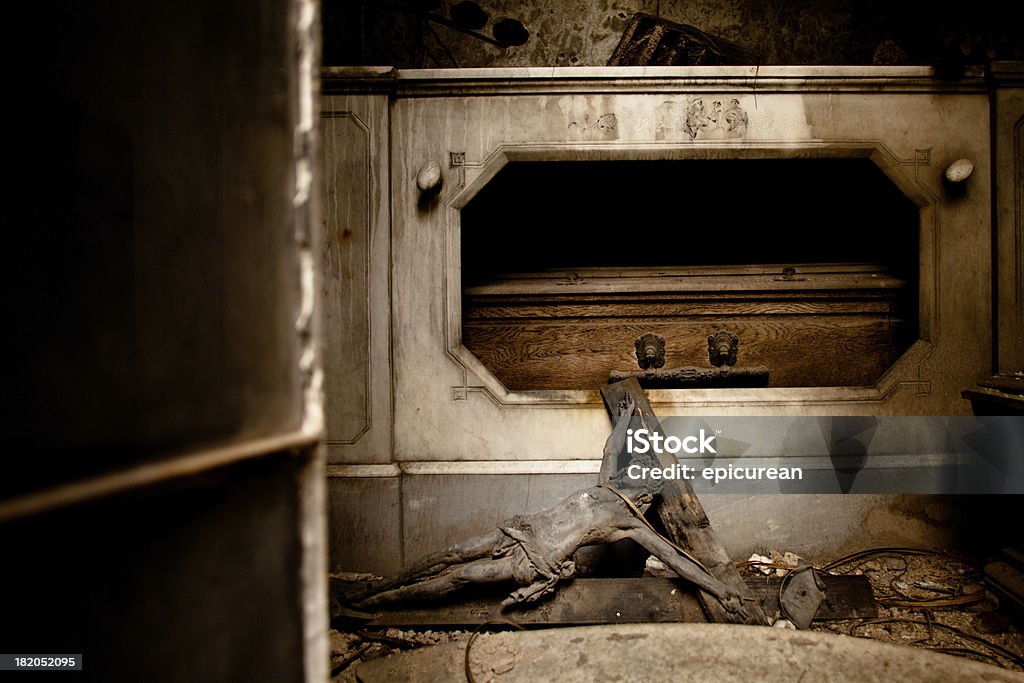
[0,457,306,683]
[6,0,303,490]
[325,0,1022,68]
[2,0,319,680]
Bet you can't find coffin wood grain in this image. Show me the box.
[463,265,910,390]
[465,299,896,319]
[464,317,904,389]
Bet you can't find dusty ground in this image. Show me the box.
[330,549,1024,681]
[808,548,1024,672]
[330,626,472,682]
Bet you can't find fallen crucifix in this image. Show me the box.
[344,378,777,625]
[597,378,768,625]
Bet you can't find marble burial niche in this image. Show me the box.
[460,157,921,390]
[320,66,1008,575]
[322,66,993,464]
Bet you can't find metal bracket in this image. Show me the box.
[613,330,766,388]
[634,333,666,369]
[708,330,739,367]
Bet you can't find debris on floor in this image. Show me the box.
[330,547,1024,679]
[330,627,472,682]
[809,547,1024,672]
[744,550,803,577]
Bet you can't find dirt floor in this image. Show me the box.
[808,547,1024,672]
[330,549,1024,681]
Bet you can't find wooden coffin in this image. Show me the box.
[462,263,914,391]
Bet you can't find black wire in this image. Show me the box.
[822,547,943,572]
[926,647,1005,668]
[849,618,1024,669]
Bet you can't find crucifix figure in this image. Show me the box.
[346,398,749,620]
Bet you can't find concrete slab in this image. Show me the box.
[355,623,1024,682]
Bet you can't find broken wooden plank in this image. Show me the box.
[747,573,877,622]
[601,377,769,625]
[359,575,874,629]
[365,578,704,628]
[819,574,878,619]
[1001,546,1024,571]
[984,561,1024,615]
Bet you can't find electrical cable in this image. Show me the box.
[849,618,1024,669]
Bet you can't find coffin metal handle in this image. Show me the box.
[611,329,767,388]
[635,333,666,369]
[707,330,738,367]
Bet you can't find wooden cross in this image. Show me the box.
[601,377,768,625]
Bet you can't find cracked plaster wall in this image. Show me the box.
[326,0,1021,68]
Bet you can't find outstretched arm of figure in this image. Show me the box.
[625,525,749,620]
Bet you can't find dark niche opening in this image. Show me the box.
[460,158,921,391]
